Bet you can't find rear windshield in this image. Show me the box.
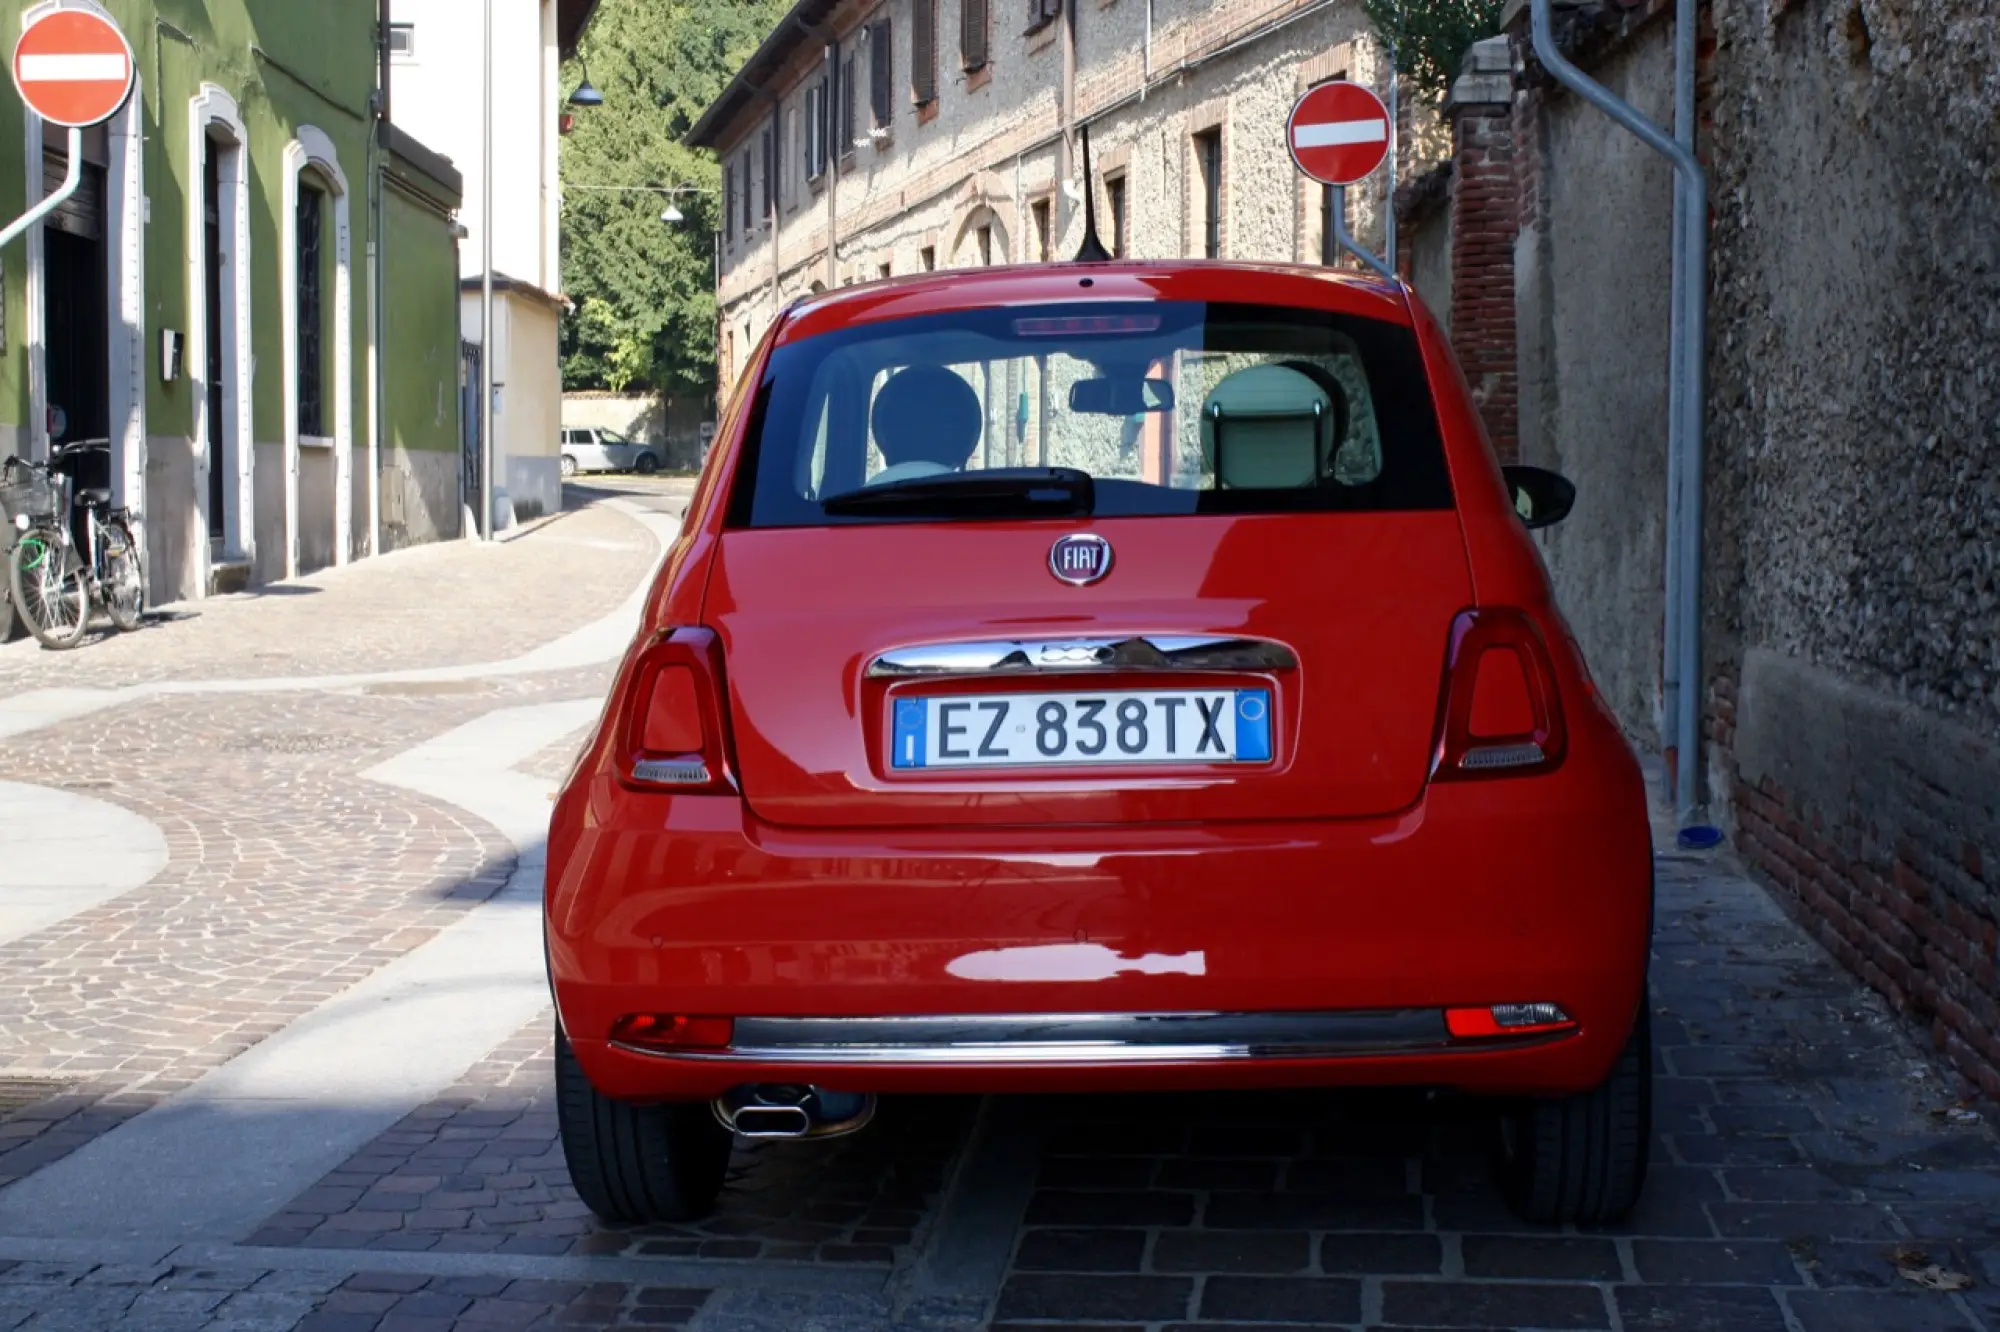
[729,300,1452,527]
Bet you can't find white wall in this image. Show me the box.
[389,0,558,289]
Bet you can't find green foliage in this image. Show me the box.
[559,0,790,396]
[1362,0,1505,101]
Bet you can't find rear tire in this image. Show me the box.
[1495,1000,1651,1224]
[554,1023,732,1224]
[634,452,660,475]
[10,532,89,650]
[560,455,578,479]
[100,518,143,633]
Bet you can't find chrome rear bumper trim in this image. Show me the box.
[649,1010,1455,1065]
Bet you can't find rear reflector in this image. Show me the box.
[610,1014,734,1051]
[1430,609,1567,781]
[1446,1003,1576,1040]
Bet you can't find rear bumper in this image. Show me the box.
[547,758,1652,1102]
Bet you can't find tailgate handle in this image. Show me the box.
[866,635,1298,678]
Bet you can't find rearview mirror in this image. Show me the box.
[1502,465,1576,529]
[1069,376,1175,416]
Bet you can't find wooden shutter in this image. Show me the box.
[912,0,936,103]
[962,0,989,70]
[870,21,892,128]
[761,126,774,216]
[841,50,857,154]
[724,162,735,238]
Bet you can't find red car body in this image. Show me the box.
[546,263,1651,1115]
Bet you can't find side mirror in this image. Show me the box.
[1502,465,1576,529]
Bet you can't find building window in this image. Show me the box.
[879,261,892,280]
[760,125,775,218]
[805,78,830,179]
[961,0,990,70]
[977,223,993,266]
[724,162,736,243]
[741,151,755,233]
[920,245,936,271]
[870,21,893,129]
[840,49,858,156]
[1031,196,1052,261]
[1194,128,1222,258]
[1027,0,1062,32]
[1106,174,1127,258]
[295,179,327,437]
[387,22,415,58]
[912,1,937,103]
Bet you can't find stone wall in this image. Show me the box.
[1402,0,2000,1099]
[1703,0,2000,1097]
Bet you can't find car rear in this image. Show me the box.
[547,264,1654,1224]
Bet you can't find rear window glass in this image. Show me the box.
[729,301,1452,527]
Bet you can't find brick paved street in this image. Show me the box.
[0,479,1993,1330]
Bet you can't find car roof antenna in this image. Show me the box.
[1071,122,1112,263]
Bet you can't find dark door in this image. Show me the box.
[42,149,109,445]
[205,145,226,542]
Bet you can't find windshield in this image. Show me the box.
[729,301,1451,527]
[598,427,631,445]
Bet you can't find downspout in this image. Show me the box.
[368,3,390,558]
[1059,0,1077,235]
[823,41,837,288]
[1529,0,1712,841]
[1659,0,1696,798]
[1141,0,1151,100]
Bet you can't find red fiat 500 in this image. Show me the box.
[546,261,1654,1226]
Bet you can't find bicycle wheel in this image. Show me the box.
[98,518,143,632]
[10,529,89,650]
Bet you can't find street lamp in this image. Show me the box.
[660,204,684,223]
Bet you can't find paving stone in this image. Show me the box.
[1206,1191,1425,1231]
[1710,1202,1904,1241]
[1317,1232,1444,1275]
[1023,1190,1196,1227]
[1197,1276,1362,1323]
[1152,1230,1313,1274]
[1629,1238,1805,1285]
[1459,1235,1622,1281]
[995,1275,1194,1322]
[1379,1281,1611,1329]
[1617,1286,1791,1332]
[1781,1289,1984,1332]
[1013,1228,1148,1272]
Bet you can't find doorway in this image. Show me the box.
[40,127,110,448]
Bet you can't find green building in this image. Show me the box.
[0,0,474,606]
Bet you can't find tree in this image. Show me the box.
[559,0,790,398]
[1363,0,1505,101]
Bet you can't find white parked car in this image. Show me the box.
[560,426,661,477]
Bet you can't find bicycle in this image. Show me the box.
[2,441,143,649]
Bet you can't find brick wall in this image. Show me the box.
[1441,40,1518,462]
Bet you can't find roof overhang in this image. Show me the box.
[558,0,601,60]
[685,0,840,151]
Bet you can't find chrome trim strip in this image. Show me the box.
[628,1010,1457,1065]
[866,636,1299,679]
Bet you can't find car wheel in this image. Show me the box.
[560,455,578,479]
[554,1023,733,1223]
[1494,1000,1651,1224]
[634,452,660,475]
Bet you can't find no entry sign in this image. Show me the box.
[12,9,134,130]
[1287,81,1390,187]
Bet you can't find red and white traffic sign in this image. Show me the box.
[12,9,134,130]
[1286,82,1391,187]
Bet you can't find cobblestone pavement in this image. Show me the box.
[0,478,1994,1330]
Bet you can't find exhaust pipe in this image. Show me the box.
[712,1084,877,1140]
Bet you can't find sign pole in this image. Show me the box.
[0,126,79,249]
[480,0,496,541]
[1286,80,1395,279]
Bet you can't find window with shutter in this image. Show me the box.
[761,126,774,217]
[870,21,892,128]
[1027,0,1062,32]
[742,151,755,233]
[961,0,989,70]
[724,162,735,243]
[840,51,857,156]
[912,0,937,103]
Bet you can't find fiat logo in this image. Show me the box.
[1049,534,1113,586]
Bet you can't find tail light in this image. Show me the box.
[1446,1003,1576,1040]
[610,1013,734,1051]
[1430,608,1567,780]
[617,627,737,794]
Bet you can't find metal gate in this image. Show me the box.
[460,340,483,533]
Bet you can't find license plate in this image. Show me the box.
[891,689,1272,770]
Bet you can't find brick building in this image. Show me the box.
[687,0,1402,398]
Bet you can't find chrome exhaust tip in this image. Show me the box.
[712,1085,877,1140]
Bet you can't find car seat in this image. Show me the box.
[1197,364,1347,489]
[867,366,983,486]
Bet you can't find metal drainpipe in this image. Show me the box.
[1529,0,1713,841]
[1660,0,1698,799]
